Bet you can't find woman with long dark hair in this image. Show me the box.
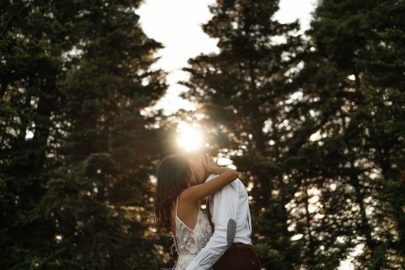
[155,153,238,269]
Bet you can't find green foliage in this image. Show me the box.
[182,0,303,268]
[182,0,405,269]
[1,0,404,269]
[1,0,166,269]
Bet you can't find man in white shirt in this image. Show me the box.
[186,155,261,270]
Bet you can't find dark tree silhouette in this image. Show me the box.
[1,1,167,269]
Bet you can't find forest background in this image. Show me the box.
[1,0,404,269]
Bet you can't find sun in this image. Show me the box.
[176,122,204,152]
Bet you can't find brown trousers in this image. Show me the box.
[213,243,261,270]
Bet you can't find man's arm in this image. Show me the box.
[186,179,239,270]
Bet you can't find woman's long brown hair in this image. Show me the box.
[154,154,191,229]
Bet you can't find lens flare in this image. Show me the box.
[176,122,204,152]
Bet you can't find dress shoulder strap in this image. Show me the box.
[175,196,179,217]
[173,196,180,253]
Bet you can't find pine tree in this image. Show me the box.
[181,0,303,268]
[289,0,405,268]
[1,0,167,269]
[0,1,70,268]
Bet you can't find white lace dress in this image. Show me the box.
[172,197,213,270]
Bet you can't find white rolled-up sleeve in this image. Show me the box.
[186,179,239,270]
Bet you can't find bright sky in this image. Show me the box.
[138,0,317,115]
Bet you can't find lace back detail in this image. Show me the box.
[172,196,213,269]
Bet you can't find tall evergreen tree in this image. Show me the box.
[289,0,405,268]
[1,0,167,269]
[181,0,303,268]
[0,1,71,268]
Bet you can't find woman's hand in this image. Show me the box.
[200,154,220,174]
[200,154,236,176]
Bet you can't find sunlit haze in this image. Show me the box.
[138,0,218,115]
[176,122,204,152]
[138,0,316,115]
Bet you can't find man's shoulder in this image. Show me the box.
[206,174,242,184]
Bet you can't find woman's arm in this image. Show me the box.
[181,154,238,203]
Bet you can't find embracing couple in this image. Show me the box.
[155,153,261,270]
